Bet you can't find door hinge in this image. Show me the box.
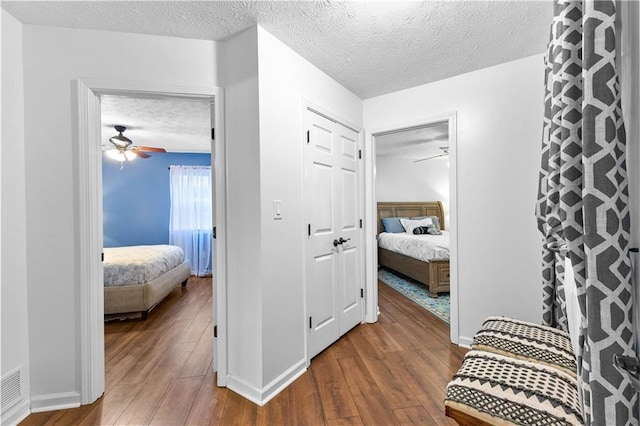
[214,325,218,338]
[358,149,362,159]
[213,226,216,239]
[359,219,363,229]
[308,224,311,236]
[306,130,310,144]
[211,128,215,140]
[309,316,312,329]
[361,288,364,298]
[101,252,104,262]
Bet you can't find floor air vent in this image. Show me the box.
[1,368,23,414]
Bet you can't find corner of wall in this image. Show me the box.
[0,399,31,426]
[226,358,306,406]
[1,8,32,422]
[29,392,81,413]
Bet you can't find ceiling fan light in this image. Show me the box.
[124,150,137,161]
[106,149,126,162]
[109,134,132,147]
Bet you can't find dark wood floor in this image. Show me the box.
[20,277,465,425]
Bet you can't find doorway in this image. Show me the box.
[364,113,459,344]
[73,80,226,404]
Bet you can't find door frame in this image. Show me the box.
[72,79,227,404]
[363,112,459,344]
[302,99,365,363]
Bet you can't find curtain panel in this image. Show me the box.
[169,165,213,277]
[535,1,637,424]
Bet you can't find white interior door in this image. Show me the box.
[306,109,363,359]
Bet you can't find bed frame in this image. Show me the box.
[377,201,450,297]
[104,261,191,320]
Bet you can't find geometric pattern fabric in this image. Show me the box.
[445,350,583,426]
[535,1,637,424]
[472,317,577,377]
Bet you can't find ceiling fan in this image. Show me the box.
[103,125,166,169]
[414,146,449,163]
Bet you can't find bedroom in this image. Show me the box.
[2,1,639,424]
[375,122,453,324]
[101,95,214,320]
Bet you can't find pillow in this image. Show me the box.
[381,217,406,233]
[411,216,442,230]
[400,217,433,235]
[413,225,442,235]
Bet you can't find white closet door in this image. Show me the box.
[305,109,363,359]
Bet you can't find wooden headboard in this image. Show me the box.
[377,201,445,234]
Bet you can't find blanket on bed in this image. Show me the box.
[377,230,449,262]
[103,245,185,287]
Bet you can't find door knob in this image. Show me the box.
[333,237,351,247]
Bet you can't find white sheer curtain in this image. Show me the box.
[169,165,212,277]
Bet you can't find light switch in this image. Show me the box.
[273,200,283,220]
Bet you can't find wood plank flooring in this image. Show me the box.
[20,277,466,425]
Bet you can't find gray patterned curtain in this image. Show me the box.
[535,1,637,424]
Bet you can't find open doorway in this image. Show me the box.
[375,121,452,326]
[364,113,458,343]
[73,80,226,404]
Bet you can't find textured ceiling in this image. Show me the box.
[101,96,211,153]
[2,0,553,99]
[376,121,448,160]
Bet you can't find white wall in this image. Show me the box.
[215,25,363,404]
[256,26,363,388]
[1,9,31,424]
[376,155,450,226]
[16,20,360,408]
[364,55,545,343]
[21,24,218,405]
[217,26,263,395]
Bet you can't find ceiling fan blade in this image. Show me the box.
[136,146,167,153]
[414,153,447,163]
[134,151,151,159]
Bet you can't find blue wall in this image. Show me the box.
[103,152,211,248]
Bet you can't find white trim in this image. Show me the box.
[72,80,105,404]
[457,335,473,349]
[363,112,459,343]
[0,399,30,426]
[213,90,228,386]
[363,129,378,323]
[74,79,227,404]
[261,358,307,405]
[30,392,81,413]
[304,100,361,134]
[226,359,306,406]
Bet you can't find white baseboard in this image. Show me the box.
[458,335,473,349]
[30,391,81,413]
[261,358,306,405]
[1,399,30,426]
[226,375,263,405]
[226,359,307,406]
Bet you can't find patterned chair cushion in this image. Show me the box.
[471,316,577,377]
[445,350,583,426]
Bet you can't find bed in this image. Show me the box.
[377,201,450,297]
[103,244,191,319]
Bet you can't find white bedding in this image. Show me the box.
[377,231,450,262]
[103,245,186,287]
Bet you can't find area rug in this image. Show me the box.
[378,268,450,323]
